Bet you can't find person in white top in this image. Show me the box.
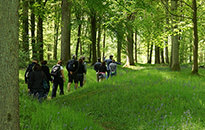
[109,60,121,77]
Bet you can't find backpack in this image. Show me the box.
[94,62,101,72]
[25,63,35,83]
[51,65,61,76]
[66,59,75,71]
[110,63,116,73]
[42,79,49,89]
[41,72,49,89]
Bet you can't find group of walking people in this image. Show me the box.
[24,54,120,102]
[24,55,87,101]
[94,55,121,82]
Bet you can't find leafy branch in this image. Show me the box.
[161,0,192,19]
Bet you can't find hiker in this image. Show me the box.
[41,60,52,95]
[67,55,79,91]
[25,59,38,84]
[98,61,107,81]
[109,59,121,77]
[77,58,86,87]
[51,60,65,98]
[28,63,47,102]
[81,56,87,85]
[94,58,102,82]
[104,55,114,79]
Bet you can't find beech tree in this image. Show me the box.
[36,0,48,61]
[0,0,20,129]
[22,0,29,60]
[191,0,199,74]
[30,0,37,59]
[61,0,72,63]
[170,0,180,71]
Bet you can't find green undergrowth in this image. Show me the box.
[19,88,103,130]
[19,64,205,130]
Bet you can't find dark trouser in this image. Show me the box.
[77,74,84,87]
[51,77,64,98]
[110,71,116,77]
[106,70,110,79]
[45,80,50,95]
[96,72,99,82]
[29,90,45,102]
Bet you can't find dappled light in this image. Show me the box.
[19,65,205,129]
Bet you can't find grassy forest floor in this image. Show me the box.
[19,64,205,130]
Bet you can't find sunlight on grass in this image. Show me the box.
[19,65,205,130]
[124,65,145,70]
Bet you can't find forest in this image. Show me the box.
[0,0,204,130]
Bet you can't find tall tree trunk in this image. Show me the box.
[80,23,87,56]
[165,0,169,64]
[155,45,160,64]
[30,0,36,59]
[91,11,97,64]
[127,32,134,65]
[97,17,102,59]
[161,48,165,64]
[37,15,43,61]
[192,0,198,74]
[127,24,134,65]
[171,34,180,70]
[80,24,83,56]
[126,14,134,65]
[22,0,29,60]
[117,30,122,63]
[89,44,92,62]
[0,0,20,129]
[147,41,150,63]
[148,43,153,64]
[170,0,180,71]
[61,0,71,63]
[165,41,169,64]
[134,32,137,63]
[170,37,173,67]
[53,6,60,60]
[102,28,106,59]
[75,16,82,59]
[189,30,192,63]
[80,41,83,55]
[47,44,52,60]
[37,0,47,61]
[180,38,185,63]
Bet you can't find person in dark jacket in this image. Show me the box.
[28,63,47,101]
[81,56,87,85]
[41,60,52,95]
[98,61,107,81]
[94,58,101,82]
[25,59,38,84]
[77,58,86,87]
[67,55,79,91]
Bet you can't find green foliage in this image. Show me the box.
[19,49,29,68]
[19,65,205,129]
[18,0,205,65]
[19,69,103,130]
